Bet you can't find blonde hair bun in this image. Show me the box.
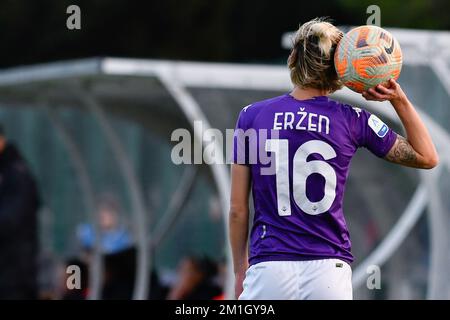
[288,18,343,92]
[309,21,336,58]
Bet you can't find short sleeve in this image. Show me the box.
[350,107,397,158]
[232,107,251,165]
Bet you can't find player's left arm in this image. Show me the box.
[384,134,423,168]
[363,79,439,169]
[229,163,251,299]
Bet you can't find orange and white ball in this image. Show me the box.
[334,25,402,93]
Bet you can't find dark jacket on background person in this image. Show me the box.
[0,144,40,299]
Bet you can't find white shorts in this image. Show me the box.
[239,259,353,300]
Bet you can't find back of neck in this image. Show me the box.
[290,86,329,100]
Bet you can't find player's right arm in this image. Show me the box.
[229,163,251,299]
[363,79,439,169]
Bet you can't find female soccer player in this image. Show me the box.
[230,18,438,300]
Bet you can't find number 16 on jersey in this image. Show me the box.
[265,139,338,216]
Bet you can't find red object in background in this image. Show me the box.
[213,293,225,300]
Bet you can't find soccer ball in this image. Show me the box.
[334,25,402,93]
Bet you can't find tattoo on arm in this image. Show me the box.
[385,135,418,166]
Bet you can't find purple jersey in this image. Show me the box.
[232,94,397,265]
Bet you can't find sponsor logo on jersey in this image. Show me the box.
[368,114,388,138]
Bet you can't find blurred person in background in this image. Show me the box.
[76,193,132,299]
[167,255,222,300]
[0,123,40,299]
[75,193,166,299]
[77,193,133,255]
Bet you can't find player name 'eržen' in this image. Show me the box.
[273,110,330,134]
